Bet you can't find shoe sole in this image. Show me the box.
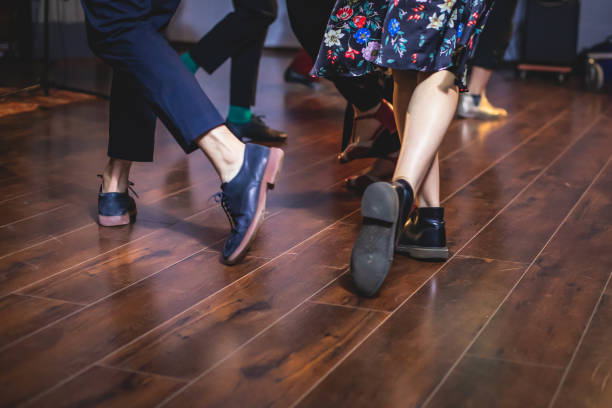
[98,210,137,227]
[224,147,284,265]
[457,110,505,120]
[396,244,450,261]
[350,182,399,297]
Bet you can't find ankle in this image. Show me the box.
[198,126,245,183]
[218,147,245,183]
[102,158,132,193]
[417,195,440,208]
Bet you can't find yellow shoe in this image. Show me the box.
[457,91,507,120]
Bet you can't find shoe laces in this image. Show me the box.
[97,174,139,198]
[211,192,237,233]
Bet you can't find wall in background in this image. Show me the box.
[165,1,299,47]
[32,0,612,59]
[577,0,612,50]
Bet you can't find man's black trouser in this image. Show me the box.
[286,0,387,112]
[189,0,277,108]
[82,0,225,162]
[471,0,519,69]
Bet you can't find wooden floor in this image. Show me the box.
[0,53,611,408]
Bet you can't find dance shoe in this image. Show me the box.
[284,49,317,88]
[350,179,414,297]
[226,115,287,143]
[216,143,284,265]
[284,66,317,88]
[339,99,399,163]
[396,207,450,260]
[97,177,138,227]
[457,92,508,120]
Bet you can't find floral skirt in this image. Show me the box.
[312,0,493,91]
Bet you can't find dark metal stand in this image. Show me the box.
[0,0,109,100]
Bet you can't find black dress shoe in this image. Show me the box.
[216,143,284,265]
[226,115,287,143]
[396,207,450,260]
[97,179,138,227]
[284,66,316,88]
[350,179,414,297]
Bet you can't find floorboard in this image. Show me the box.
[0,53,610,407]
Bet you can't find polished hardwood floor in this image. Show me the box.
[0,53,611,408]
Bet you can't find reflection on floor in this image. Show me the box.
[0,53,611,408]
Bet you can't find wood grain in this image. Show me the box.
[0,252,267,407]
[0,54,609,408]
[163,302,385,408]
[29,365,185,408]
[297,257,527,408]
[103,221,355,380]
[0,294,81,348]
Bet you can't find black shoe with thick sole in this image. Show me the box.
[284,66,316,88]
[350,180,413,297]
[97,177,138,227]
[396,207,449,261]
[226,115,287,143]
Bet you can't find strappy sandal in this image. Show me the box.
[338,99,398,164]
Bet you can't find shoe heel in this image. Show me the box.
[98,213,131,227]
[264,147,284,190]
[361,182,398,223]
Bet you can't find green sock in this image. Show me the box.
[181,52,198,74]
[227,105,252,124]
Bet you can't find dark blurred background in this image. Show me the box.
[0,0,611,94]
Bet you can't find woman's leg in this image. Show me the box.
[392,70,459,195]
[390,70,440,206]
[417,154,440,207]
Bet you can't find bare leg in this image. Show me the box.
[196,125,245,182]
[392,70,458,195]
[390,70,440,207]
[102,159,132,193]
[417,154,440,207]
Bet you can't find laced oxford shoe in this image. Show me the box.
[97,177,138,227]
[216,143,284,265]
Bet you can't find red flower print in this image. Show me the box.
[344,47,360,60]
[336,6,353,21]
[353,15,366,28]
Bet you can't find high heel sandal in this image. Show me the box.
[338,99,398,164]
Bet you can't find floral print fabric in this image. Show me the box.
[313,0,493,91]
